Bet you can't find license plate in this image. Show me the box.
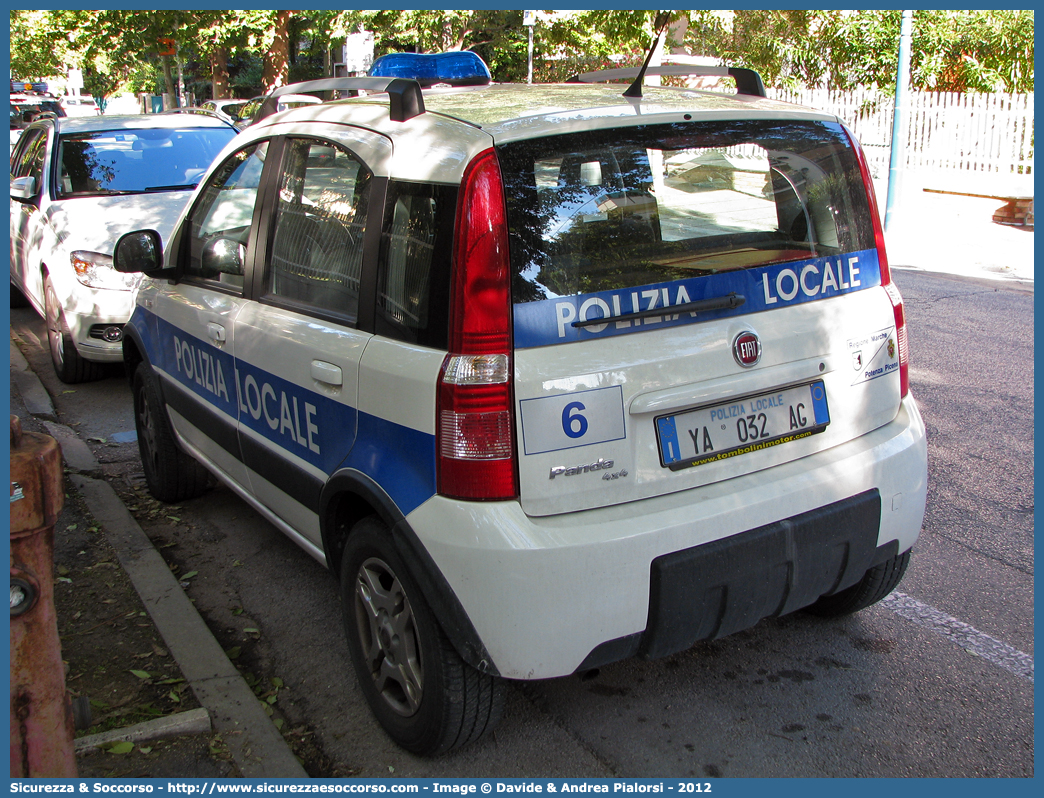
[656,380,830,471]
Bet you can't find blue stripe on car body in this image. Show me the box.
[134,305,437,517]
[513,248,881,349]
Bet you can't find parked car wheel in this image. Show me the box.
[133,362,211,503]
[44,275,103,383]
[340,517,505,755]
[805,549,912,617]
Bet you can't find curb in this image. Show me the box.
[10,340,57,421]
[70,474,308,778]
[76,708,212,755]
[10,347,308,779]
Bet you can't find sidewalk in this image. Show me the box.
[876,171,1034,284]
[10,341,308,779]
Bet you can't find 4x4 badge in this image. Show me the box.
[733,331,762,367]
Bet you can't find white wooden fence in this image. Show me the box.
[768,88,1034,178]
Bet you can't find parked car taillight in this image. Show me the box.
[437,149,518,500]
[844,124,909,398]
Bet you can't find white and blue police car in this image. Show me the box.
[112,51,928,755]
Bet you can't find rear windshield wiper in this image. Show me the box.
[572,292,745,328]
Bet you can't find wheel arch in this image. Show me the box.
[320,469,500,677]
[26,262,51,318]
[319,469,405,579]
[121,323,148,387]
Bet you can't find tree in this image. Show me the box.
[263,10,293,89]
[681,9,1034,93]
[10,11,75,79]
[9,9,1034,103]
[521,9,662,82]
[912,10,1034,93]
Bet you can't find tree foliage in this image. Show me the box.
[692,9,1034,93]
[913,10,1034,93]
[9,9,1034,102]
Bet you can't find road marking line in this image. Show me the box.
[883,592,1034,683]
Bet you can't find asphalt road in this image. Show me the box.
[7,267,1034,778]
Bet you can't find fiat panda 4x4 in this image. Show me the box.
[112,53,928,755]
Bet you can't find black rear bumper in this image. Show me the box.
[578,489,895,670]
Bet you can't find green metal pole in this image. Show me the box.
[884,10,913,231]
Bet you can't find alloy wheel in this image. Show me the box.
[136,384,161,477]
[354,556,423,716]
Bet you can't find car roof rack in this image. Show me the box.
[256,77,425,124]
[571,65,767,99]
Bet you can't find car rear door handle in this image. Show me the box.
[206,322,226,344]
[311,360,343,387]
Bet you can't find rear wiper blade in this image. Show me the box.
[572,292,745,328]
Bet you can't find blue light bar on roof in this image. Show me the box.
[367,51,492,87]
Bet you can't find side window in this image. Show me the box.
[11,129,47,184]
[375,181,455,349]
[184,142,268,290]
[263,138,370,322]
[240,99,262,126]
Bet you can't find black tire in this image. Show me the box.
[805,549,911,618]
[44,275,104,383]
[133,363,211,503]
[340,517,504,755]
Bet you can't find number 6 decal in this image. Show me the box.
[519,386,625,455]
[562,401,588,438]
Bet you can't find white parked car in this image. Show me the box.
[60,95,100,116]
[235,92,322,128]
[112,53,928,754]
[10,113,237,381]
[197,98,250,126]
[11,91,65,156]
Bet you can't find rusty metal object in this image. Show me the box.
[10,415,77,777]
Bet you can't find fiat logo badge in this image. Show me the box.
[733,331,762,367]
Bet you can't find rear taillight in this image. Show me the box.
[437,149,518,500]
[844,124,909,398]
[883,282,909,398]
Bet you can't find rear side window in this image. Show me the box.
[374,180,455,349]
[499,119,875,306]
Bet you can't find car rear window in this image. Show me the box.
[11,101,64,126]
[498,119,875,306]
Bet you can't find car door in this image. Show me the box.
[10,126,50,308]
[140,140,271,491]
[233,132,388,548]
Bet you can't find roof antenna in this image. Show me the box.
[623,10,673,99]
